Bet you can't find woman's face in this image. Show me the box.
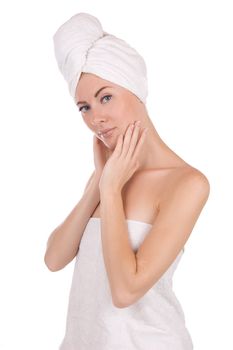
[75,73,144,148]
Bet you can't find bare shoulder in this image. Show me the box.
[160,165,210,207]
[181,166,210,195]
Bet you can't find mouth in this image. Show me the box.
[99,128,116,139]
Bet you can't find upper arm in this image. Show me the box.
[127,171,210,306]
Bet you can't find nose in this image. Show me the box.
[90,108,107,127]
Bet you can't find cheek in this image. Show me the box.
[114,100,133,125]
[82,118,95,133]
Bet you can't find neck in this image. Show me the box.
[136,113,189,171]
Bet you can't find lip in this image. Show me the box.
[101,127,116,138]
[98,127,116,137]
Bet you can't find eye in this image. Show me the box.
[79,105,89,113]
[78,95,112,114]
[101,95,112,103]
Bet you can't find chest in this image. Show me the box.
[91,169,172,225]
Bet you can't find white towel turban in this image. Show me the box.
[53,12,148,104]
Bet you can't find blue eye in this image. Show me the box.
[101,95,112,103]
[79,95,112,113]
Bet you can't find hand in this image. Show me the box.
[93,134,112,177]
[99,120,148,194]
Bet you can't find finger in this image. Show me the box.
[131,127,148,160]
[126,121,142,158]
[93,134,100,144]
[113,133,124,156]
[93,135,98,150]
[121,123,135,157]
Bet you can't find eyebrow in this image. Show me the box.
[76,86,112,106]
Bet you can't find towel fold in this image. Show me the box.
[53,12,148,104]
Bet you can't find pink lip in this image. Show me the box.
[101,128,116,138]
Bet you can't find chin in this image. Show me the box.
[102,131,118,147]
[103,141,115,150]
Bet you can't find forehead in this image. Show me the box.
[75,72,127,103]
[76,73,113,94]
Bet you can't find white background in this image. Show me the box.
[0,1,232,349]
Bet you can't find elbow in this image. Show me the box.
[113,298,128,309]
[112,290,135,309]
[112,285,143,308]
[44,253,60,272]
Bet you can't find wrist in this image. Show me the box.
[94,170,102,179]
[100,186,122,198]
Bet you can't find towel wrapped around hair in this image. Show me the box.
[53,12,148,104]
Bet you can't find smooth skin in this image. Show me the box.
[99,120,148,193]
[45,73,210,307]
[76,72,190,172]
[75,73,210,308]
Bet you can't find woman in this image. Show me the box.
[45,12,210,349]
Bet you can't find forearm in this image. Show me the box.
[100,190,137,306]
[45,173,101,271]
